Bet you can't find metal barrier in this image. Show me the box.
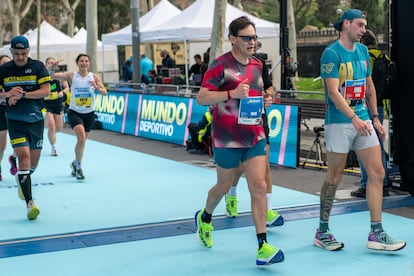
[106,83,325,104]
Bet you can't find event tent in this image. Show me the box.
[101,0,181,46]
[0,21,81,54]
[0,21,119,80]
[137,0,280,86]
[140,0,279,43]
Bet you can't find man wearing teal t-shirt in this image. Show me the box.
[314,9,405,252]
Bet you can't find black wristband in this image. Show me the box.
[372,114,379,119]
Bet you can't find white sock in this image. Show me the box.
[266,193,272,211]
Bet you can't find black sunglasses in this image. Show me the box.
[236,35,258,42]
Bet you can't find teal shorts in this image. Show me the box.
[213,139,267,169]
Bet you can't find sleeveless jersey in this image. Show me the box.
[69,72,95,114]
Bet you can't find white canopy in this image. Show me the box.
[101,0,181,46]
[0,21,119,81]
[3,21,82,52]
[140,0,279,43]
[73,27,116,51]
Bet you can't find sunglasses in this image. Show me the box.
[236,35,258,42]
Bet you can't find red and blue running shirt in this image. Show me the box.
[201,51,266,148]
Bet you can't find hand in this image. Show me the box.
[373,119,386,142]
[90,80,98,89]
[233,79,250,99]
[352,117,376,137]
[8,95,19,106]
[263,93,273,108]
[8,86,23,98]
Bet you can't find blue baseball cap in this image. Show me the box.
[334,9,366,31]
[10,35,30,49]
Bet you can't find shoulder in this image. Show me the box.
[250,55,263,66]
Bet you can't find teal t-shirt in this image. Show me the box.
[320,40,371,124]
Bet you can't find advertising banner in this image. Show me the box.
[96,91,298,167]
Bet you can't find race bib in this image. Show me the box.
[75,94,92,107]
[45,91,59,100]
[344,79,366,100]
[238,96,263,125]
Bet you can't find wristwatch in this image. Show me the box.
[372,114,379,119]
[22,91,26,98]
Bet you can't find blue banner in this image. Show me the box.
[95,91,209,146]
[267,104,299,168]
[95,90,299,167]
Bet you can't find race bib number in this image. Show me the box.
[238,96,263,125]
[45,91,59,100]
[75,94,92,107]
[344,79,365,100]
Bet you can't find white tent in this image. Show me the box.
[0,21,82,54]
[101,0,181,46]
[140,0,279,42]
[73,28,95,44]
[138,0,280,86]
[74,27,117,51]
[0,21,119,80]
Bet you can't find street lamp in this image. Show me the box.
[336,8,343,20]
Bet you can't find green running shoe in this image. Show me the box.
[195,210,213,248]
[27,200,40,220]
[256,241,285,265]
[266,209,284,227]
[225,195,238,217]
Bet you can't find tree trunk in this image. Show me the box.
[6,0,35,36]
[287,0,297,73]
[62,0,82,37]
[86,0,98,73]
[210,0,226,64]
[0,5,7,46]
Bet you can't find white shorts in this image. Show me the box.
[324,120,379,154]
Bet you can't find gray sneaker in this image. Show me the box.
[366,231,406,251]
[313,229,344,251]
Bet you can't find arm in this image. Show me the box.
[92,73,107,95]
[196,78,250,106]
[263,86,275,108]
[8,82,50,105]
[364,76,385,141]
[325,78,377,137]
[53,71,74,81]
[59,80,70,97]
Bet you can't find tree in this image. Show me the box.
[314,0,339,28]
[0,4,9,46]
[6,0,34,36]
[62,0,82,36]
[210,0,226,63]
[352,0,384,35]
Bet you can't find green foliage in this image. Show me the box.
[243,0,280,23]
[294,77,325,100]
[314,0,340,27]
[352,0,385,34]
